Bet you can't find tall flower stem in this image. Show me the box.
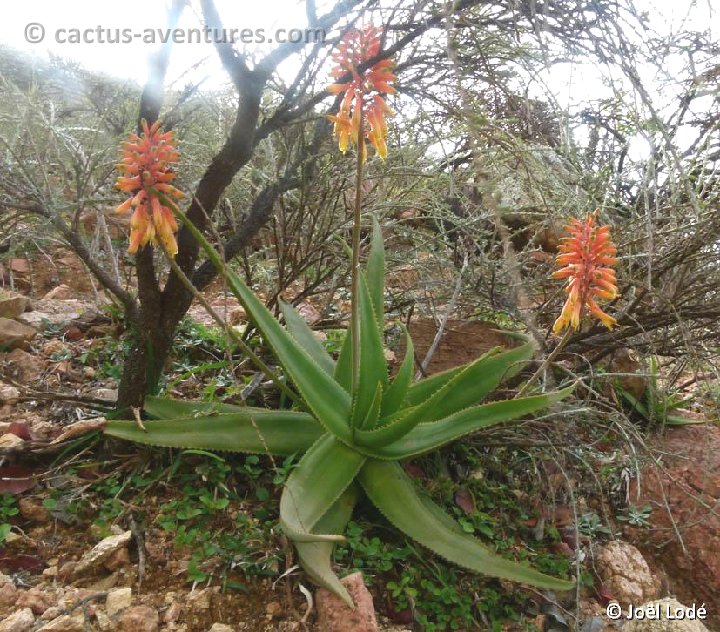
[350,105,364,434]
[515,328,573,398]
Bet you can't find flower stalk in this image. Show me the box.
[350,97,364,422]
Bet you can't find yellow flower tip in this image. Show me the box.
[116,197,134,215]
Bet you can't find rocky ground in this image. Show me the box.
[0,257,719,631]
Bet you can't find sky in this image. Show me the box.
[2,0,716,162]
[2,0,313,89]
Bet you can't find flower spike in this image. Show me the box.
[114,119,183,256]
[327,26,396,160]
[552,211,619,334]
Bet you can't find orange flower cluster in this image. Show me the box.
[115,120,183,256]
[327,25,396,160]
[552,212,619,334]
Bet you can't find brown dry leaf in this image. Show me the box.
[0,466,35,494]
[51,417,106,443]
[454,488,475,515]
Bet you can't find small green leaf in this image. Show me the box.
[359,459,574,590]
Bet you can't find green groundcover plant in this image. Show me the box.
[104,25,574,606]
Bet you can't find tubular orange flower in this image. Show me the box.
[114,119,184,256]
[552,211,619,334]
[327,25,396,160]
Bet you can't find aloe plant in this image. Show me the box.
[106,212,574,605]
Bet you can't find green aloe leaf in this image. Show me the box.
[368,387,574,459]
[406,333,535,412]
[366,216,386,329]
[293,484,359,607]
[334,326,353,394]
[358,459,574,590]
[380,326,414,419]
[350,274,388,428]
[225,267,352,442]
[355,400,427,448]
[357,343,527,448]
[360,382,384,430]
[106,410,323,456]
[280,299,335,376]
[417,337,536,423]
[280,434,366,541]
[171,204,352,443]
[143,396,246,419]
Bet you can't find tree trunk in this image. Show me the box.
[116,278,195,411]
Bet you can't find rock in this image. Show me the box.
[0,291,29,320]
[37,607,61,621]
[265,601,282,620]
[105,586,132,616]
[88,571,120,592]
[41,340,67,357]
[103,546,130,571]
[207,625,235,632]
[0,318,36,349]
[36,614,85,632]
[606,348,647,400]
[0,384,19,405]
[42,285,74,300]
[187,588,213,610]
[3,348,44,384]
[316,572,379,632]
[629,424,720,629]
[0,434,24,449]
[73,531,132,576]
[595,541,660,606]
[401,319,515,375]
[17,299,92,329]
[16,587,55,614]
[18,498,50,522]
[0,608,35,632]
[623,598,710,632]
[118,605,159,632]
[295,301,321,325]
[95,611,113,631]
[92,389,118,403]
[163,601,183,623]
[0,580,17,606]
